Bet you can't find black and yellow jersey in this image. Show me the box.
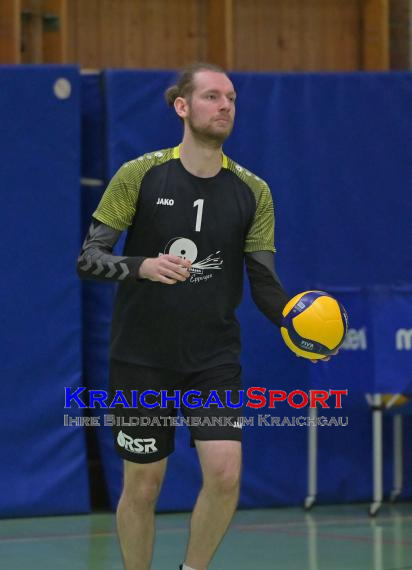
[91,145,276,371]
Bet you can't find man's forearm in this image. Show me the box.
[245,251,290,327]
[77,219,145,283]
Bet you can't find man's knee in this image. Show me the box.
[208,463,241,494]
[124,482,162,510]
[121,459,166,509]
[203,454,241,495]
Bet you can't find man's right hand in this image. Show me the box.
[138,255,192,284]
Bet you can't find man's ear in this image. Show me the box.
[174,96,188,119]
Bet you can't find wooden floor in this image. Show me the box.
[1,504,412,569]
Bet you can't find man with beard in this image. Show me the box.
[77,63,291,570]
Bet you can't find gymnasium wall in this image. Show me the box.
[1,67,411,517]
[5,1,390,71]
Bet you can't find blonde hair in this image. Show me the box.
[164,62,227,107]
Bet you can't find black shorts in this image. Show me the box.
[108,359,243,463]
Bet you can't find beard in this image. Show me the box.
[186,114,234,147]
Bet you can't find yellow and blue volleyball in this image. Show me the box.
[281,291,348,360]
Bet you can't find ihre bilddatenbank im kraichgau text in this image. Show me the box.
[63,386,349,427]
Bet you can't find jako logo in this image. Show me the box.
[341,328,367,350]
[396,329,412,350]
[117,431,158,454]
[157,198,174,206]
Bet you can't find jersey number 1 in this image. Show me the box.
[193,199,204,232]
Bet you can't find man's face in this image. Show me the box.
[184,71,236,145]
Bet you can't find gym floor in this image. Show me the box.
[1,504,412,569]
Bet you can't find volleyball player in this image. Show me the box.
[77,63,327,570]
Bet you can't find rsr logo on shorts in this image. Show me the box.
[117,430,158,454]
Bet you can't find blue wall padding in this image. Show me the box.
[228,72,412,289]
[104,70,177,176]
[0,66,90,516]
[369,286,412,393]
[81,72,106,180]
[81,70,412,510]
[80,72,123,508]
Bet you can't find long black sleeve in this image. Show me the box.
[245,251,290,327]
[77,219,145,283]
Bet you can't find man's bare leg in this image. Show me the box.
[116,458,167,570]
[184,440,241,569]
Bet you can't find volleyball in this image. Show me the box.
[281,291,348,360]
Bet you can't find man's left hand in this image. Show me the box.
[309,350,339,364]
